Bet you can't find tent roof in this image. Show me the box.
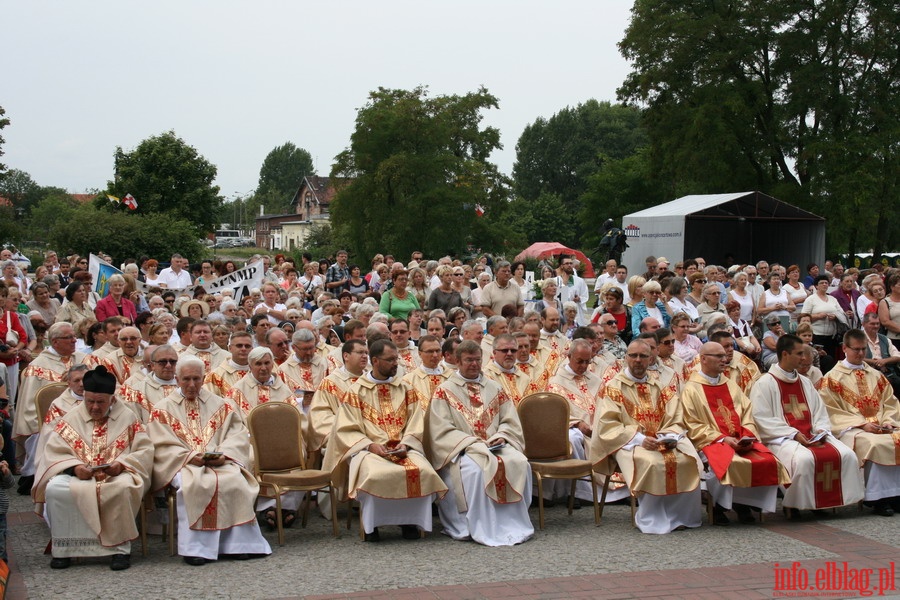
[626,191,824,220]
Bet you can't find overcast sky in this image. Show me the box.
[3,1,634,203]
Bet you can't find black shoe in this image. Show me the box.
[364,527,380,542]
[401,525,420,540]
[110,554,131,571]
[568,496,582,510]
[50,557,71,569]
[712,505,730,526]
[786,507,802,521]
[811,509,830,519]
[890,497,900,512]
[17,475,34,495]
[224,553,250,560]
[183,556,207,566]
[873,500,895,517]
[734,503,756,524]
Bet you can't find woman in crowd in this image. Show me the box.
[631,280,671,337]
[470,272,492,312]
[180,299,209,321]
[760,316,786,370]
[366,254,384,287]
[802,274,846,362]
[697,283,727,338]
[450,266,473,311]
[725,299,761,358]
[255,282,287,325]
[671,312,702,362]
[626,275,646,309]
[85,321,106,354]
[427,265,463,314]
[757,271,794,322]
[379,270,420,320]
[685,272,707,307]
[370,264,390,294]
[533,278,561,317]
[1,261,27,296]
[26,282,61,324]
[511,261,531,301]
[147,323,171,346]
[143,259,161,286]
[666,277,701,333]
[783,264,808,319]
[0,284,28,407]
[55,282,95,329]
[281,267,300,292]
[123,274,149,314]
[727,271,756,325]
[447,307,468,336]
[408,267,430,307]
[595,287,631,343]
[223,260,238,275]
[857,273,884,318]
[347,265,371,297]
[408,309,425,345]
[94,274,137,323]
[299,262,323,298]
[794,322,824,369]
[878,270,900,351]
[562,302,579,338]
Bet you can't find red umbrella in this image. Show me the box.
[513,242,595,278]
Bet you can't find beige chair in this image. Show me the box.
[597,459,637,527]
[517,392,600,529]
[36,382,67,425]
[247,402,339,545]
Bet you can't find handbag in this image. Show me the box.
[5,311,19,345]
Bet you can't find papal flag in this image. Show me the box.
[107,194,120,204]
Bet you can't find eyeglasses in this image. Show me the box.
[694,279,707,284]
[845,346,867,353]
[708,291,721,295]
[626,353,651,359]
[600,321,616,325]
[154,359,178,365]
[660,340,675,345]
[494,348,517,354]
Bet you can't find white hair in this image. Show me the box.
[176,355,205,377]
[247,346,274,364]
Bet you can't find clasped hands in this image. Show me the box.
[74,462,125,481]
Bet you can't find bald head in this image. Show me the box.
[698,342,728,377]
[639,317,660,333]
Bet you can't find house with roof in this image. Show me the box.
[255,175,345,250]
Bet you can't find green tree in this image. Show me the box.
[330,86,508,259]
[512,100,646,244]
[619,0,899,258]
[0,105,9,179]
[256,142,314,213]
[27,191,81,241]
[51,204,203,262]
[103,130,223,235]
[0,169,41,218]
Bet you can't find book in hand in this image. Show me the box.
[90,463,111,471]
[487,442,506,453]
[808,431,829,444]
[658,432,684,447]
[738,436,756,445]
[202,452,223,461]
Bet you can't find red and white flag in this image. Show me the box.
[475,204,485,217]
[123,193,138,210]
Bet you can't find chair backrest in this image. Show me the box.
[517,392,570,461]
[247,402,307,472]
[36,383,68,425]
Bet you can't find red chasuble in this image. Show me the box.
[775,377,844,507]
[700,383,780,486]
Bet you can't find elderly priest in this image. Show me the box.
[33,365,153,571]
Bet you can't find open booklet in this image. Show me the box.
[808,430,829,444]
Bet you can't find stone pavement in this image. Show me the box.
[4,489,900,599]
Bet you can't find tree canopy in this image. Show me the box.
[0,105,9,180]
[512,100,646,246]
[330,86,508,260]
[619,0,899,258]
[102,130,223,235]
[256,142,314,210]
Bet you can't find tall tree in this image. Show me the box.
[512,100,646,244]
[619,0,899,258]
[256,142,314,213]
[0,168,41,218]
[103,130,223,235]
[0,105,9,180]
[330,86,507,259]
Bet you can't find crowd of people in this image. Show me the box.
[0,245,898,572]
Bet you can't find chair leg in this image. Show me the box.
[346,498,354,531]
[274,489,285,546]
[300,490,311,529]
[328,487,339,538]
[358,501,365,541]
[167,489,176,557]
[591,474,600,526]
[535,473,545,530]
[139,500,148,557]
[630,494,637,528]
[567,479,576,516]
[598,472,611,521]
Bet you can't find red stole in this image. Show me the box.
[775,377,844,507]
[699,383,779,486]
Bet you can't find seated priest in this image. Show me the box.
[591,339,704,534]
[329,340,447,542]
[149,356,271,565]
[680,342,788,525]
[428,340,534,546]
[33,365,153,571]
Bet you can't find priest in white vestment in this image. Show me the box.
[591,339,704,534]
[817,329,900,516]
[33,366,153,571]
[428,340,534,546]
[330,340,447,541]
[750,334,864,519]
[149,356,271,565]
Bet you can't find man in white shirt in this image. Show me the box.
[556,256,589,326]
[157,254,193,289]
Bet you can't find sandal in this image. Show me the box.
[258,510,276,531]
[282,510,297,528]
